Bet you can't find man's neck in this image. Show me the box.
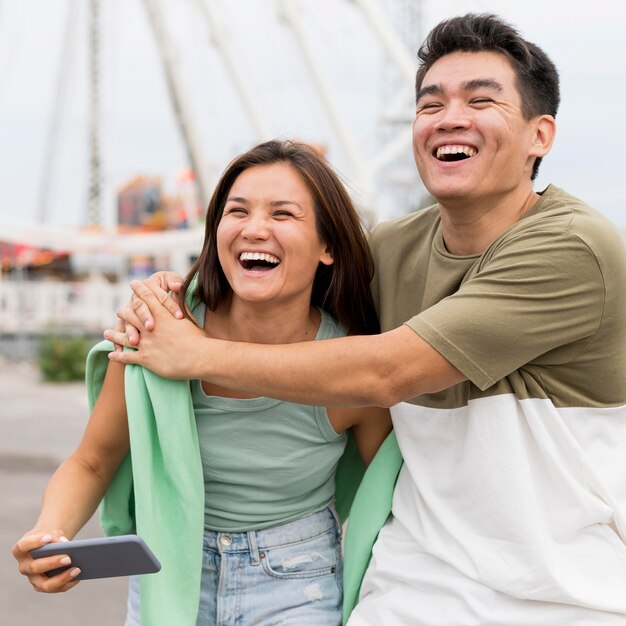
[438,186,540,256]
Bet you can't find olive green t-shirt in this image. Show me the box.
[353,185,626,623]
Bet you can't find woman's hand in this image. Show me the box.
[12,530,81,593]
[111,271,185,351]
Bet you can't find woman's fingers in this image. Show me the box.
[13,531,81,593]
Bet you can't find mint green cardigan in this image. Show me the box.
[86,343,403,625]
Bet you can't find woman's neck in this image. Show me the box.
[200,297,321,399]
[205,297,321,345]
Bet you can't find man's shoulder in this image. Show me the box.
[370,204,439,246]
[510,185,625,258]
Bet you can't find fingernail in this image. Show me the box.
[70,568,81,577]
[103,330,110,339]
[40,534,52,543]
[175,311,183,319]
[60,556,71,565]
[60,536,69,542]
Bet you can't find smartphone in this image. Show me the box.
[30,534,161,580]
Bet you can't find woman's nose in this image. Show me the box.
[241,216,271,240]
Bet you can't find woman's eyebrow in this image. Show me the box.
[270,200,302,209]
[225,197,302,209]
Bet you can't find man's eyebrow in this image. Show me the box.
[416,84,443,103]
[461,79,503,92]
[416,79,503,103]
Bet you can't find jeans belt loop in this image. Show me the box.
[247,530,261,566]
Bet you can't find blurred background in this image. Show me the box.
[0,0,624,623]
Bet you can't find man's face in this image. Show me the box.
[412,50,542,208]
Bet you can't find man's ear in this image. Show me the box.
[529,114,556,158]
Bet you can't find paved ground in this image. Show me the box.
[0,359,127,625]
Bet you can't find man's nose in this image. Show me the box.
[435,101,471,132]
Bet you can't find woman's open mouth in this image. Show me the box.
[239,251,281,272]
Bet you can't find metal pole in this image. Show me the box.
[278,0,375,202]
[87,0,102,228]
[37,0,78,223]
[196,0,275,142]
[142,0,213,213]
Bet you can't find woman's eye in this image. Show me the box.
[273,210,294,218]
[225,207,246,215]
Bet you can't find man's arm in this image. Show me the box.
[105,282,464,407]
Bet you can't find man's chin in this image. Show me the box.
[427,186,473,208]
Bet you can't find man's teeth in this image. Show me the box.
[436,145,477,159]
[239,251,280,264]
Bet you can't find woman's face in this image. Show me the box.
[216,162,333,308]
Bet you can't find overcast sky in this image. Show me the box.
[0,0,624,232]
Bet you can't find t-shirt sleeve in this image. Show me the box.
[407,228,606,390]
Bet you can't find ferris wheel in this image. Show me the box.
[0,0,426,256]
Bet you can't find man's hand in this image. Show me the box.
[111,272,185,351]
[105,280,207,379]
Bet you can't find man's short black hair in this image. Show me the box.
[415,14,560,180]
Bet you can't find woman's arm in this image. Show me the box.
[328,406,392,466]
[11,362,130,593]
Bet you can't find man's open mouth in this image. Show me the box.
[239,251,281,272]
[434,145,477,162]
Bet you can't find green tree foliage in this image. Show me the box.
[38,335,90,382]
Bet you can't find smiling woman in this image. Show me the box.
[12,139,392,626]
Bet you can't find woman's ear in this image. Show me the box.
[319,245,334,266]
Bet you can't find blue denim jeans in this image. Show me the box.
[197,505,343,625]
[125,506,343,625]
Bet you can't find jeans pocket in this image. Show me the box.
[260,530,340,580]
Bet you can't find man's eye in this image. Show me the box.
[420,102,441,111]
[471,98,492,105]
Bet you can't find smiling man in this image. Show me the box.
[108,14,626,625]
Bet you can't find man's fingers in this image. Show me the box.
[125,323,140,346]
[140,279,184,320]
[111,307,143,349]
[129,282,157,329]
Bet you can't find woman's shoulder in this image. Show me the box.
[317,309,347,340]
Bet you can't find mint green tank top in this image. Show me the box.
[192,309,348,532]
